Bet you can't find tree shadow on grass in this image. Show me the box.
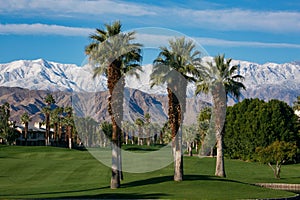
[1,186,168,199]
[122,174,247,188]
[57,192,168,199]
[0,186,109,197]
[123,147,158,152]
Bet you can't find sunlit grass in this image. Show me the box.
[0,145,298,199]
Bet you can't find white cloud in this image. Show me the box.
[1,23,300,49]
[0,0,156,16]
[135,32,300,49]
[196,37,300,48]
[175,8,300,33]
[1,1,300,33]
[0,23,93,36]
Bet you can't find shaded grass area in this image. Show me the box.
[0,145,299,199]
[122,144,167,152]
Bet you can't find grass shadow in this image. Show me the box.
[57,192,168,199]
[122,147,159,152]
[1,186,168,199]
[122,174,247,188]
[0,186,110,197]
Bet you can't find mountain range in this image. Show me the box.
[0,58,299,124]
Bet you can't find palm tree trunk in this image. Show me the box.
[107,61,123,189]
[212,82,227,178]
[25,123,28,146]
[137,127,141,145]
[188,142,193,156]
[174,126,183,181]
[147,128,150,146]
[168,87,183,181]
[58,123,62,143]
[215,133,225,177]
[45,113,50,146]
[111,123,120,188]
[54,123,57,143]
[125,127,128,145]
[68,126,72,149]
[118,128,123,180]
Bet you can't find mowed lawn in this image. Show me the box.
[0,145,299,199]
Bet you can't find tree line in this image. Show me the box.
[223,98,300,178]
[0,94,76,149]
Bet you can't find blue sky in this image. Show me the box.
[0,0,300,65]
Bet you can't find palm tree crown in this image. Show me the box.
[20,112,31,125]
[85,21,142,79]
[196,54,246,100]
[151,37,201,87]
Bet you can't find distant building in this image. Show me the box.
[15,124,47,146]
[14,121,69,146]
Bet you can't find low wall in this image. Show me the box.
[255,183,300,192]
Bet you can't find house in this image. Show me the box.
[15,121,69,146]
[15,124,47,146]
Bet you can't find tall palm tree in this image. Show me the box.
[85,20,142,189]
[198,107,212,156]
[20,112,31,146]
[0,102,11,143]
[57,107,64,143]
[135,118,144,145]
[196,54,245,177]
[144,113,151,146]
[64,106,74,149]
[128,122,136,144]
[122,121,130,145]
[150,37,201,181]
[43,94,55,146]
[42,106,51,146]
[51,107,63,144]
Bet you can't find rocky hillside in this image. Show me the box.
[0,86,209,125]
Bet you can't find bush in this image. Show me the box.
[224,98,299,161]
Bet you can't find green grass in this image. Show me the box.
[0,145,299,199]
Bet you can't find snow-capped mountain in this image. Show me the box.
[0,59,107,92]
[0,58,300,105]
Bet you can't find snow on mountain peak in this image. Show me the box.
[0,59,107,92]
[0,58,299,102]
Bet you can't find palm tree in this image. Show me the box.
[64,107,74,149]
[0,102,11,143]
[51,107,64,145]
[100,121,113,145]
[150,37,201,181]
[196,54,245,177]
[42,106,50,146]
[144,113,151,146]
[85,20,142,189]
[198,107,212,156]
[43,94,55,146]
[122,121,130,145]
[128,122,136,144]
[57,107,64,143]
[20,112,31,146]
[135,118,144,145]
